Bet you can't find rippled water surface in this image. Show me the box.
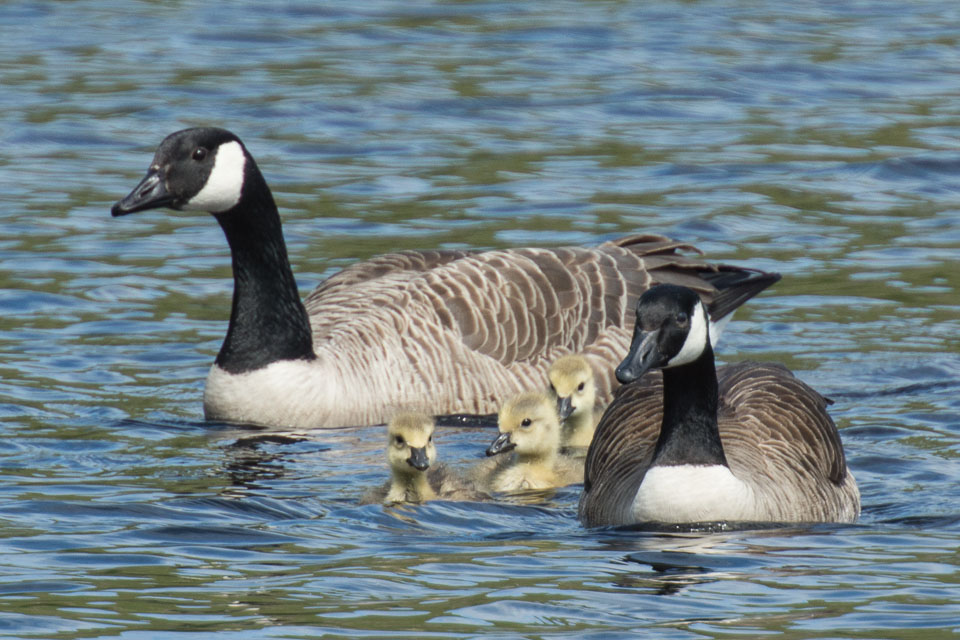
[1,1,959,637]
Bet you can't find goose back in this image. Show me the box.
[295,234,779,426]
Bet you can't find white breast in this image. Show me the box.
[203,360,343,428]
[632,464,758,523]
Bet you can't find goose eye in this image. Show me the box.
[577,382,585,391]
[192,147,208,162]
[676,311,689,324]
[521,418,532,427]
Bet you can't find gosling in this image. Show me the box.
[548,354,603,450]
[482,392,583,493]
[362,413,481,505]
[363,413,440,504]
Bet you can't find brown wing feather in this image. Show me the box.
[579,372,663,526]
[306,249,475,302]
[412,236,771,370]
[716,361,858,521]
[715,361,852,503]
[717,362,847,483]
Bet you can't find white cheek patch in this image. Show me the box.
[666,301,709,367]
[183,140,246,213]
[707,312,730,347]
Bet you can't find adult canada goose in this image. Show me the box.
[112,127,780,429]
[361,413,477,504]
[547,354,603,450]
[481,391,583,492]
[578,284,860,527]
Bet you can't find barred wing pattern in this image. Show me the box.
[302,235,777,424]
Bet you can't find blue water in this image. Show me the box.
[1,1,959,637]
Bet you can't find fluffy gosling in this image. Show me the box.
[362,413,440,504]
[363,413,483,505]
[483,391,583,493]
[548,354,603,450]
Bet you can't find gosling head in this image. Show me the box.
[616,284,710,384]
[386,413,437,475]
[547,354,597,421]
[487,392,561,460]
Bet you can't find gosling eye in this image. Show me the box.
[394,435,405,446]
[428,434,433,442]
[577,382,585,391]
[192,147,208,162]
[521,418,532,428]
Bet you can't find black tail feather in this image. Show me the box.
[701,267,781,321]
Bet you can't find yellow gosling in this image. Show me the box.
[363,413,486,505]
[483,392,582,492]
[548,354,602,449]
[363,413,438,504]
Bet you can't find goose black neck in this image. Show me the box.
[212,167,315,373]
[652,343,727,467]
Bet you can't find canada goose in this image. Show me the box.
[112,127,780,429]
[361,413,477,504]
[481,392,583,492]
[547,354,603,450]
[578,284,860,527]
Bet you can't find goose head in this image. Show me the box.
[616,284,710,383]
[487,392,561,461]
[112,127,260,217]
[111,128,314,379]
[387,413,437,476]
[547,354,596,421]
